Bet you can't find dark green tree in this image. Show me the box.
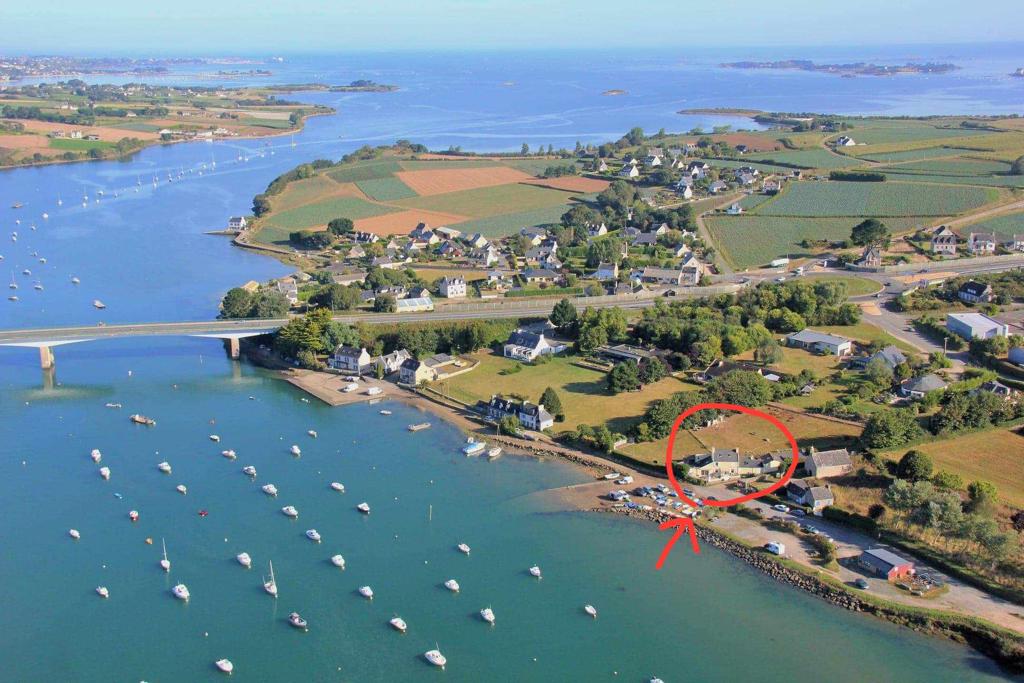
[607,361,641,394]
[550,298,578,330]
[897,449,934,482]
[327,217,354,236]
[220,287,255,318]
[539,387,564,420]
[851,218,891,247]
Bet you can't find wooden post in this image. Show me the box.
[38,345,54,369]
[227,337,240,359]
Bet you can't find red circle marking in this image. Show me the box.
[664,403,799,508]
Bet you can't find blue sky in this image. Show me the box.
[4,0,1024,53]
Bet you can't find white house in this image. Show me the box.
[958,280,994,304]
[375,349,412,375]
[396,296,434,313]
[227,216,248,230]
[834,135,856,147]
[593,262,619,281]
[968,232,997,255]
[726,203,744,215]
[438,276,467,298]
[785,329,853,356]
[503,329,556,361]
[486,395,555,431]
[618,164,640,179]
[946,312,1009,340]
[930,226,958,256]
[329,346,373,374]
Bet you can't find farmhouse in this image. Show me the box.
[726,203,744,215]
[856,245,882,268]
[1006,235,1024,252]
[957,280,994,304]
[485,395,555,431]
[803,448,853,479]
[930,226,958,256]
[593,262,619,281]
[900,373,948,399]
[618,164,640,179]
[857,548,914,581]
[708,180,728,194]
[850,344,906,372]
[785,329,853,356]
[946,312,1008,340]
[968,232,997,255]
[686,161,709,179]
[438,276,467,298]
[587,222,608,237]
[329,346,373,374]
[521,268,560,284]
[686,448,740,480]
[834,135,856,147]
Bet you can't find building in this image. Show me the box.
[438,276,467,298]
[850,344,907,372]
[686,448,740,480]
[968,232,997,255]
[485,395,555,431]
[593,262,619,281]
[957,280,994,304]
[708,180,727,194]
[594,344,654,365]
[973,379,1016,400]
[587,222,608,237]
[1010,347,1024,367]
[521,268,559,284]
[353,231,380,244]
[503,329,556,362]
[804,448,853,479]
[1006,234,1024,252]
[396,296,435,313]
[930,226,958,256]
[398,358,436,386]
[686,161,709,178]
[786,480,835,512]
[834,135,856,147]
[227,216,248,230]
[857,245,882,268]
[726,203,744,215]
[677,184,693,200]
[785,329,853,356]
[697,359,774,383]
[375,349,412,375]
[274,279,299,305]
[329,346,372,374]
[857,548,914,581]
[639,265,687,286]
[946,312,1008,340]
[618,164,640,179]
[327,268,368,286]
[900,373,948,399]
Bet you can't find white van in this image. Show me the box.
[765,541,786,556]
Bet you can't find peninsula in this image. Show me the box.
[721,60,959,77]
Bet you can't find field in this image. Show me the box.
[352,209,468,236]
[842,123,993,146]
[262,196,399,230]
[705,215,922,269]
[754,181,996,217]
[859,147,980,163]
[271,175,358,211]
[803,275,882,297]
[355,176,417,201]
[954,211,1024,239]
[325,160,404,183]
[446,204,580,237]
[398,159,503,170]
[880,428,1024,507]
[521,176,610,193]
[439,351,696,434]
[49,138,116,152]
[746,148,863,169]
[395,166,532,196]
[879,158,1012,177]
[394,182,579,217]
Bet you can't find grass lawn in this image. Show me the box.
[439,351,696,434]
[880,427,1024,507]
[395,182,576,217]
[817,321,917,353]
[355,176,418,201]
[262,196,399,230]
[49,138,116,152]
[804,275,882,297]
[746,148,864,169]
[325,159,404,183]
[753,181,997,217]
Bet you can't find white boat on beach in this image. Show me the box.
[487,446,502,459]
[359,585,374,600]
[160,538,171,572]
[242,465,257,477]
[457,543,471,555]
[529,565,542,579]
[584,604,598,618]
[480,607,495,624]
[281,505,299,518]
[389,616,407,633]
[443,579,460,592]
[289,444,301,456]
[176,484,187,495]
[330,554,346,569]
[356,502,370,514]
[90,448,102,463]
[157,461,171,474]
[330,482,345,492]
[96,586,109,598]
[263,561,278,597]
[99,466,111,480]
[237,552,252,568]
[215,658,233,675]
[172,583,190,601]
[305,529,321,543]
[424,649,446,669]
[262,483,278,496]
[68,529,80,540]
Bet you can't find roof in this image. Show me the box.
[333,345,367,358]
[947,312,1005,333]
[808,448,852,470]
[958,280,991,297]
[424,353,455,367]
[862,547,912,570]
[692,448,740,466]
[903,373,948,393]
[522,268,558,279]
[787,329,851,347]
[506,329,545,350]
[640,266,682,280]
[856,344,906,370]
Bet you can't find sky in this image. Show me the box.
[3,0,1024,54]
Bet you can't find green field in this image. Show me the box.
[48,138,116,152]
[240,118,294,129]
[263,196,398,230]
[859,147,980,163]
[843,124,992,146]
[736,193,774,210]
[271,175,343,211]
[754,181,996,217]
[879,158,1012,177]
[325,160,404,183]
[452,203,580,237]
[396,182,577,217]
[108,121,164,133]
[708,159,794,174]
[355,176,418,201]
[804,275,882,297]
[503,158,578,174]
[706,215,922,269]
[747,148,864,169]
[956,211,1024,239]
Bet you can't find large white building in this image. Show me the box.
[946,312,1008,340]
[438,276,467,298]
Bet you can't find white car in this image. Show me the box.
[616,476,634,485]
[772,504,790,513]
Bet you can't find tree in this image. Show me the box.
[498,415,521,435]
[560,204,599,231]
[703,370,773,408]
[897,450,933,482]
[540,387,564,420]
[251,291,290,318]
[932,470,964,491]
[754,340,783,365]
[575,324,608,354]
[220,287,254,318]
[850,218,890,247]
[865,356,894,387]
[809,534,837,563]
[309,284,360,311]
[327,217,354,236]
[966,480,998,515]
[1011,155,1024,176]
[607,361,641,394]
[639,357,668,384]
[550,298,577,331]
[861,408,923,449]
[373,294,397,313]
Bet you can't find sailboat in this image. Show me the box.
[160,538,171,572]
[9,273,17,290]
[57,194,63,206]
[263,561,278,597]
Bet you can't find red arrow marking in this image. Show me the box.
[655,517,699,569]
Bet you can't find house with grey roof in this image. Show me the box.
[804,448,853,479]
[486,395,554,431]
[850,344,906,372]
[503,329,556,362]
[958,280,994,305]
[785,329,853,356]
[900,373,948,400]
[329,346,373,374]
[786,479,835,512]
[375,349,412,375]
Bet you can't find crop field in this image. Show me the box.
[108,121,164,133]
[746,148,863,169]
[503,158,580,175]
[395,166,532,196]
[354,176,418,201]
[398,159,501,170]
[859,147,979,163]
[708,158,793,174]
[880,158,1012,176]
[262,196,399,230]
[736,193,774,210]
[521,176,610,193]
[866,172,1024,188]
[271,175,354,211]
[956,211,1024,239]
[452,203,580,237]
[753,181,996,217]
[49,138,116,151]
[844,124,992,146]
[706,215,923,269]
[394,182,577,217]
[352,209,468,236]
[325,160,404,183]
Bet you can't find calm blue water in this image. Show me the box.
[0,338,1011,681]
[1,47,1022,680]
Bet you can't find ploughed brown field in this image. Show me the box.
[16,119,162,141]
[352,208,470,235]
[395,166,533,196]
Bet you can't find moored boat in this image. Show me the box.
[262,483,278,496]
[389,616,407,633]
[330,482,345,492]
[237,552,252,568]
[359,585,373,600]
[356,502,370,514]
[215,658,234,675]
[480,607,495,624]
[457,543,471,555]
[487,446,502,459]
[172,583,190,601]
[263,561,278,597]
[288,612,308,631]
[443,579,460,592]
[242,465,257,477]
[68,529,81,540]
[96,586,109,598]
[176,484,187,495]
[407,422,431,432]
[90,448,102,463]
[157,461,171,474]
[289,444,301,456]
[93,299,106,309]
[99,466,111,480]
[462,441,486,456]
[529,565,542,579]
[281,505,298,518]
[128,510,139,522]
[307,430,317,438]
[424,649,446,669]
[305,529,321,543]
[209,434,220,442]
[160,538,171,572]
[130,414,155,426]
[330,554,345,569]
[379,409,392,415]
[584,604,598,618]
[221,449,236,459]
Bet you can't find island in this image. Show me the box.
[262,81,400,93]
[602,89,628,96]
[1012,68,1024,78]
[720,60,959,77]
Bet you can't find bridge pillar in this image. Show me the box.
[38,345,55,369]
[227,337,240,359]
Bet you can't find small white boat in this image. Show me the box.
[242,465,257,477]
[221,449,236,459]
[157,461,171,474]
[172,583,190,601]
[288,612,308,631]
[71,276,80,285]
[584,604,598,618]
[379,410,392,416]
[215,658,234,675]
[264,561,278,597]
[209,434,220,442]
[330,554,345,569]
[160,538,171,572]
[389,616,407,633]
[289,445,301,456]
[176,484,187,495]
[444,579,460,592]
[342,383,359,393]
[90,448,102,463]
[359,585,374,600]
[104,403,120,409]
[307,430,317,438]
[424,649,446,669]
[42,213,48,219]
[650,678,665,683]
[33,283,43,291]
[99,466,111,480]
[462,441,486,456]
[128,510,139,522]
[457,543,471,555]
[281,505,298,518]
[93,299,106,309]
[480,607,495,624]
[487,446,502,459]
[529,565,542,579]
[7,295,17,301]
[330,482,345,493]
[356,502,370,514]
[262,483,278,496]
[305,529,321,543]
[68,529,81,540]
[237,552,252,568]
[365,386,383,396]
[407,422,431,432]
[96,586,109,599]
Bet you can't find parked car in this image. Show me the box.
[790,509,806,517]
[854,578,870,590]
[772,504,790,513]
